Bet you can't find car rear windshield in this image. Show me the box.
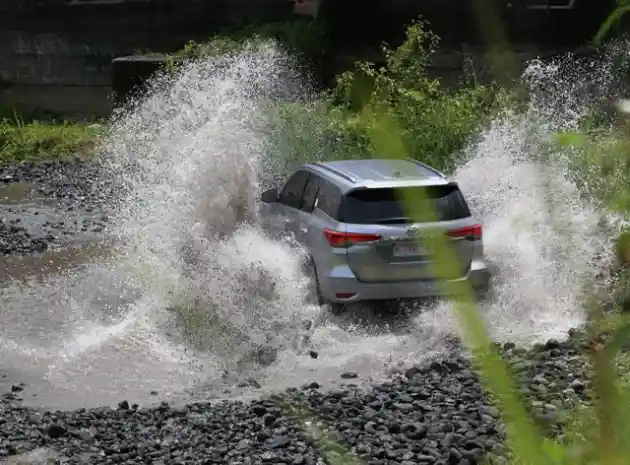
[340,185,471,225]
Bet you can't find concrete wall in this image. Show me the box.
[0,0,295,118]
[0,0,618,119]
[322,0,615,48]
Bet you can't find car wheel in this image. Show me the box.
[303,258,347,314]
[473,282,492,303]
[328,303,346,315]
[302,257,324,307]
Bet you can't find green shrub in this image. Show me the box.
[327,20,515,171]
[0,118,101,164]
[595,0,630,45]
[260,20,515,180]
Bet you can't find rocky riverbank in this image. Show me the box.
[0,159,117,255]
[0,158,615,465]
[0,335,597,465]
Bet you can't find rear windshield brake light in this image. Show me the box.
[324,229,382,248]
[447,224,482,240]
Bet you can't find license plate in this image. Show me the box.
[393,243,424,257]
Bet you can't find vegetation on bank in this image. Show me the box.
[0,118,103,165]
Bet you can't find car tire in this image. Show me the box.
[303,256,324,307]
[473,282,492,303]
[303,257,346,314]
[328,303,346,315]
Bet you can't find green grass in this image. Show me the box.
[0,118,103,165]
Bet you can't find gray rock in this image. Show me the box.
[0,306,597,465]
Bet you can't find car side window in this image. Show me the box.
[301,173,320,213]
[278,170,310,209]
[316,179,342,220]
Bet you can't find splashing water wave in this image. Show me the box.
[0,40,624,408]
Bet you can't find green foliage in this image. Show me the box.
[594,0,630,45]
[0,117,100,164]
[615,228,630,265]
[553,125,630,216]
[263,20,514,181]
[327,20,515,171]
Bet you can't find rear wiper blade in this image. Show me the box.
[373,217,412,225]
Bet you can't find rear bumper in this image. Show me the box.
[319,258,491,304]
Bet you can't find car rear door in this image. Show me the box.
[293,171,320,244]
[340,183,478,282]
[268,170,310,240]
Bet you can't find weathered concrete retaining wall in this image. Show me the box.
[0,0,618,118]
[0,0,294,118]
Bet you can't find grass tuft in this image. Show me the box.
[0,118,102,165]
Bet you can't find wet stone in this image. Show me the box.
[0,160,119,255]
[0,336,598,465]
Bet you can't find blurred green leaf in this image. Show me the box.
[595,4,630,45]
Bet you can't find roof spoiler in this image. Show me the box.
[347,179,456,193]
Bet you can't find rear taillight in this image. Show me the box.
[324,229,382,248]
[447,224,482,240]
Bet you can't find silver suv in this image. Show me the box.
[258,158,491,309]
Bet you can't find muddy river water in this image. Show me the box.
[0,182,106,283]
[0,184,137,408]
[0,155,610,410]
[0,188,423,409]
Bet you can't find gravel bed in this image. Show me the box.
[0,159,119,255]
[0,336,597,465]
[292,338,594,465]
[0,159,112,203]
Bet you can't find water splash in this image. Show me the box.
[454,115,610,344]
[450,43,630,342]
[98,41,319,355]
[0,41,321,407]
[0,39,625,408]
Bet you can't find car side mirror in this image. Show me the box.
[260,187,279,203]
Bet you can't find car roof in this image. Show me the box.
[303,158,450,192]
